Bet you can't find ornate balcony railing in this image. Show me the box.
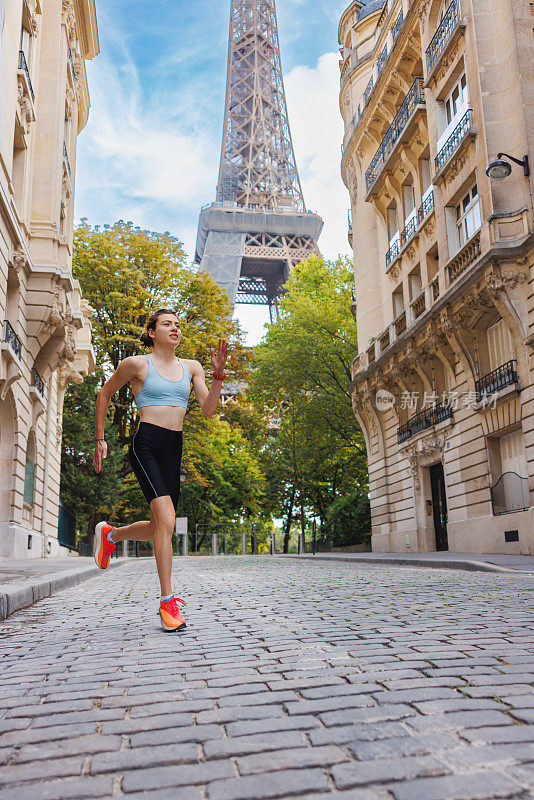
[417,188,434,224]
[366,78,425,193]
[386,237,400,268]
[32,368,45,397]
[363,76,374,106]
[18,50,34,103]
[491,472,530,516]
[431,276,440,302]
[411,291,426,319]
[394,310,407,336]
[475,360,518,402]
[392,9,404,41]
[398,403,453,444]
[367,343,376,365]
[377,45,388,76]
[435,108,472,173]
[348,208,352,231]
[3,320,22,361]
[63,141,72,179]
[379,329,390,353]
[400,214,417,247]
[426,0,461,75]
[447,230,481,283]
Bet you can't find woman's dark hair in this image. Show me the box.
[140,308,179,347]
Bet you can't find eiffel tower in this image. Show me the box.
[194,0,323,322]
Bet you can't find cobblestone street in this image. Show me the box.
[1,557,534,800]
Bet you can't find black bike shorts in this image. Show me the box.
[128,422,183,509]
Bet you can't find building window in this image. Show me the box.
[455,183,481,247]
[24,433,36,507]
[437,71,469,152]
[393,288,404,317]
[20,26,31,66]
[487,317,514,372]
[488,429,530,515]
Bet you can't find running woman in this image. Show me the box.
[92,308,228,631]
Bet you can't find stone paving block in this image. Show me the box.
[412,698,506,714]
[407,710,514,732]
[509,709,534,724]
[6,699,93,717]
[197,705,285,725]
[461,725,534,744]
[131,723,223,747]
[15,733,121,762]
[320,702,415,727]
[462,684,534,698]
[447,741,534,765]
[128,699,213,717]
[122,759,236,792]
[236,743,348,774]
[100,712,194,735]
[349,732,457,760]
[204,730,306,759]
[0,721,100,746]
[285,694,376,715]
[331,755,448,789]
[31,708,124,728]
[371,688,459,705]
[119,789,203,800]
[0,775,114,800]
[389,771,524,800]
[300,683,383,699]
[0,755,84,784]
[91,741,198,773]
[308,721,408,746]
[217,690,297,707]
[206,767,329,800]
[226,714,320,737]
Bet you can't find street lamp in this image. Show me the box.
[486,153,530,179]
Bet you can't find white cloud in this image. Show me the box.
[285,51,351,262]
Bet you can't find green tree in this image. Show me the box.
[252,255,368,549]
[60,371,123,541]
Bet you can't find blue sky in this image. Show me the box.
[75,0,354,342]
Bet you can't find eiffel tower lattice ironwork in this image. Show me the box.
[194,0,323,322]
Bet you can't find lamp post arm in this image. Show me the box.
[497,153,530,176]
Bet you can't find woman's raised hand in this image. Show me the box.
[210,339,229,374]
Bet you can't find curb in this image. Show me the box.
[278,554,534,575]
[0,559,126,621]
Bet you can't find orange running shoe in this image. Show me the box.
[94,521,116,569]
[159,595,187,632]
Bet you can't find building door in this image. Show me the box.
[429,463,448,551]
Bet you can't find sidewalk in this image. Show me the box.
[279,550,534,574]
[0,556,125,620]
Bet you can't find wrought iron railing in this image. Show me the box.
[435,108,472,172]
[32,368,45,397]
[348,208,352,231]
[386,237,400,267]
[491,472,529,516]
[394,311,407,336]
[366,78,425,193]
[3,320,22,360]
[363,76,374,106]
[398,403,453,443]
[400,214,417,247]
[417,188,434,224]
[377,45,388,76]
[426,0,461,75]
[58,500,76,550]
[63,141,72,179]
[392,9,404,41]
[18,50,34,103]
[447,231,481,283]
[475,359,518,402]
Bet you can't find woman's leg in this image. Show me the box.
[111,520,153,542]
[149,495,176,597]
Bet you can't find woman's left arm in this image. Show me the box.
[190,339,229,417]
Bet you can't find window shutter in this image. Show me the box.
[500,430,527,477]
[487,318,514,371]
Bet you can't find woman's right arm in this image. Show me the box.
[93,358,139,473]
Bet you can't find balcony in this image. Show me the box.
[18,50,34,104]
[400,213,417,248]
[398,403,453,444]
[417,187,434,224]
[410,291,426,320]
[475,360,518,403]
[67,42,76,87]
[366,78,426,196]
[363,76,374,107]
[446,230,481,283]
[386,236,400,268]
[392,9,404,42]
[3,320,22,361]
[376,45,388,77]
[63,141,72,179]
[435,109,474,176]
[394,310,407,336]
[426,0,462,77]
[31,368,45,397]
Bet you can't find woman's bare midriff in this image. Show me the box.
[138,406,187,431]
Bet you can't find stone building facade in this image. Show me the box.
[339,0,534,554]
[0,0,98,559]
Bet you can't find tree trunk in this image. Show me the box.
[282,490,295,554]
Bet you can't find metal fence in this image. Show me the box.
[58,500,76,550]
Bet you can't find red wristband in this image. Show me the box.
[213,373,226,381]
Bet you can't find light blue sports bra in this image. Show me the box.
[134,355,191,409]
